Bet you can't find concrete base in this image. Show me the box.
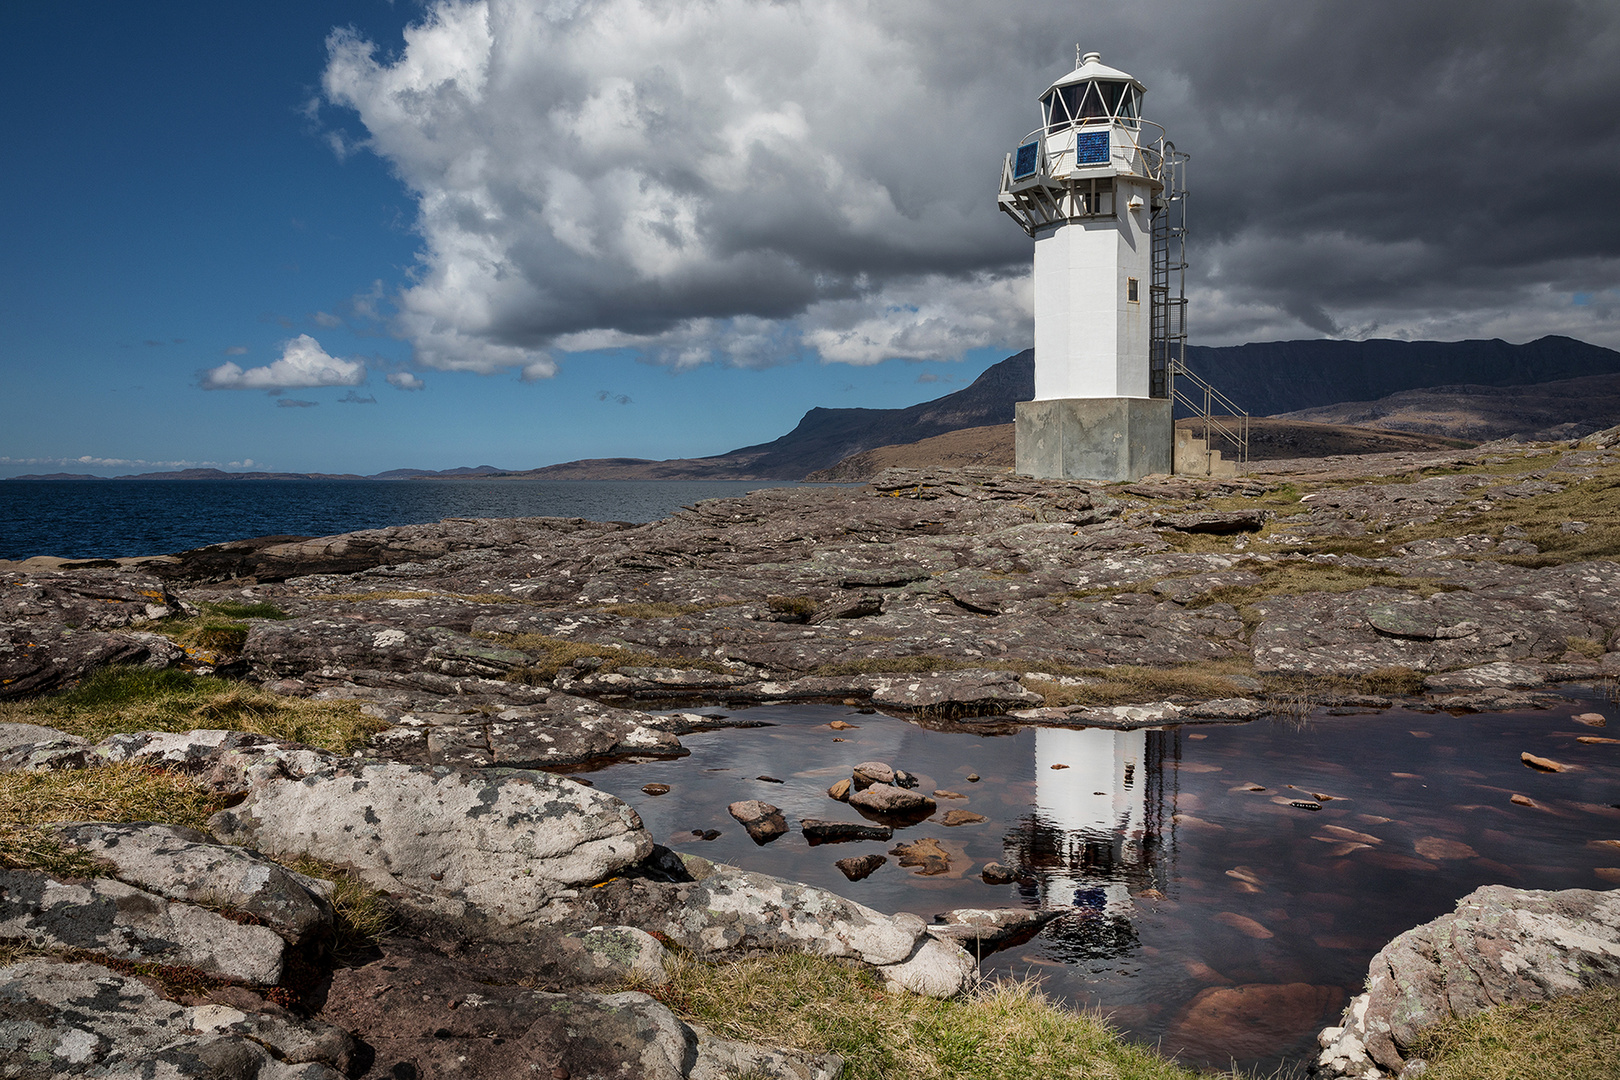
[1015,397,1173,482]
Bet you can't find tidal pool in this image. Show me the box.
[576,693,1620,1072]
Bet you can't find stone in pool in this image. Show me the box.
[851,761,896,789]
[727,800,788,844]
[835,854,886,881]
[801,819,893,844]
[848,783,936,817]
[981,862,1016,885]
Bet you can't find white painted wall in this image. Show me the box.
[1032,172,1153,400]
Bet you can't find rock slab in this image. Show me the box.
[1317,884,1620,1077]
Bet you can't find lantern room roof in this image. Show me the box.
[1042,51,1145,97]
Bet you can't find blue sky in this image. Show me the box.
[3,1,1616,477]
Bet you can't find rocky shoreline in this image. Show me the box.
[5,433,1620,1076]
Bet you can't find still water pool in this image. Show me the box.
[578,694,1620,1072]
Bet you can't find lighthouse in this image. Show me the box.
[999,49,1190,482]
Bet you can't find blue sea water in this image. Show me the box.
[0,479,807,561]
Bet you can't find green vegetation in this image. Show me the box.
[631,952,1211,1080]
[197,599,289,620]
[1406,986,1620,1080]
[282,855,396,962]
[0,666,385,751]
[0,763,230,875]
[479,632,726,684]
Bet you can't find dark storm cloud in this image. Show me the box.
[321,0,1620,373]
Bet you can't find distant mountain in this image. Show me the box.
[1182,335,1620,417]
[368,465,509,479]
[1273,372,1620,442]
[516,350,1036,480]
[4,465,512,482]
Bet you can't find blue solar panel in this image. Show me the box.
[1013,141,1039,180]
[1075,129,1109,165]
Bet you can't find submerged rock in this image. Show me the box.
[728,799,789,844]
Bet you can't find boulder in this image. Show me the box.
[320,938,838,1080]
[848,783,937,818]
[835,854,886,881]
[208,762,653,937]
[0,959,354,1078]
[0,569,189,629]
[0,722,83,756]
[850,761,896,789]
[568,855,977,997]
[1316,885,1620,1077]
[0,870,291,984]
[51,822,334,944]
[728,800,789,844]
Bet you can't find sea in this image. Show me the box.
[0,478,809,562]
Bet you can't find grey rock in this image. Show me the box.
[848,783,937,817]
[564,854,977,997]
[208,761,652,937]
[85,729,336,792]
[929,907,1067,951]
[1316,885,1620,1077]
[0,625,181,701]
[244,617,531,681]
[850,760,896,789]
[835,853,887,880]
[802,819,894,844]
[0,722,83,755]
[728,800,789,844]
[0,870,291,984]
[0,569,189,629]
[865,670,1043,712]
[51,822,334,944]
[0,959,353,1078]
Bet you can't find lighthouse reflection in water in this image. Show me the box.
[1013,727,1177,962]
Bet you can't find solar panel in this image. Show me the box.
[1075,129,1109,165]
[1013,141,1039,181]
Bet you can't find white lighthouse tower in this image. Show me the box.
[999,49,1190,482]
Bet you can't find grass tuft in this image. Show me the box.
[599,601,727,618]
[767,595,819,621]
[629,952,1206,1080]
[197,600,289,620]
[0,666,386,752]
[1022,661,1250,708]
[0,763,231,874]
[280,855,396,963]
[1406,986,1620,1080]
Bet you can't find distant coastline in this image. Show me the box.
[2,466,511,482]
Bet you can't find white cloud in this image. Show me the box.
[224,345,249,356]
[320,0,1620,374]
[202,334,367,390]
[313,311,343,328]
[320,0,1036,376]
[387,371,426,390]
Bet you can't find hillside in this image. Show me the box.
[1272,372,1620,441]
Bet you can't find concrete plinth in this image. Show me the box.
[1015,397,1172,482]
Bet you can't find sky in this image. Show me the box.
[2,0,1617,477]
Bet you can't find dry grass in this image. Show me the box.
[630,952,1209,1080]
[598,601,725,618]
[479,632,727,684]
[318,589,527,604]
[1189,564,1456,624]
[280,855,396,963]
[812,654,973,677]
[1023,661,1252,708]
[1406,986,1620,1080]
[0,666,385,752]
[0,763,230,875]
[196,599,289,620]
[768,595,820,621]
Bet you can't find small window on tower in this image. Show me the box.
[1127,277,1140,303]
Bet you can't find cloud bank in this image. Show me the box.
[202,334,366,390]
[320,0,1620,377]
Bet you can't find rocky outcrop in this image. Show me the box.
[0,959,355,1078]
[1316,885,1620,1077]
[208,762,653,938]
[0,870,293,984]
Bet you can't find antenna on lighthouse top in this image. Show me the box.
[1076,44,1083,67]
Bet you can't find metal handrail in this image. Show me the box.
[1016,118,1172,183]
[1170,362,1249,465]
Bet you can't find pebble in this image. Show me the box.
[941,809,987,827]
[835,854,886,881]
[641,783,670,796]
[756,775,784,783]
[1573,713,1607,727]
[981,862,1015,884]
[827,778,852,801]
[1520,752,1567,772]
[966,773,980,783]
[933,789,966,800]
[829,720,858,730]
